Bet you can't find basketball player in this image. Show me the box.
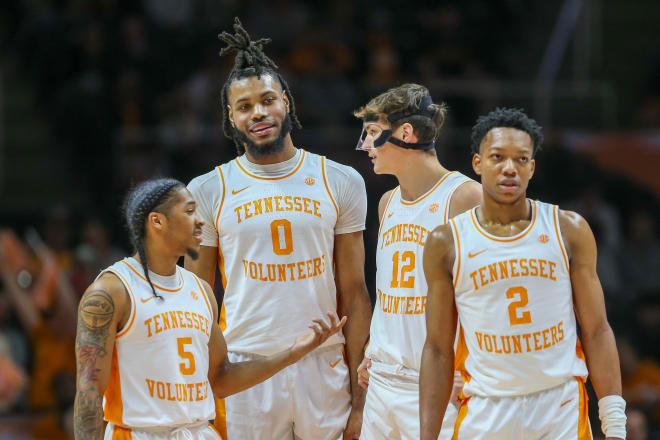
[353,83,481,439]
[419,108,626,439]
[73,178,346,440]
[185,19,371,440]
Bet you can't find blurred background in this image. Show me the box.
[0,0,658,439]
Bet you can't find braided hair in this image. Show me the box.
[123,178,185,300]
[470,107,544,156]
[218,17,302,155]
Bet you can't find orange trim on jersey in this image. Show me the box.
[234,150,306,180]
[470,200,537,243]
[217,245,227,290]
[104,346,123,425]
[451,396,470,440]
[120,260,185,292]
[553,204,570,271]
[111,425,132,439]
[444,178,470,224]
[377,187,398,237]
[219,301,227,332]
[214,166,227,233]
[112,270,137,338]
[577,377,592,439]
[576,336,587,363]
[321,156,339,217]
[450,218,462,289]
[400,171,456,206]
[454,325,471,389]
[191,273,213,320]
[214,397,228,439]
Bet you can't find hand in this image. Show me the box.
[343,407,362,439]
[449,371,464,408]
[357,357,371,390]
[290,312,347,363]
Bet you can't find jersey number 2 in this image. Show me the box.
[177,337,196,375]
[270,219,294,255]
[506,286,532,325]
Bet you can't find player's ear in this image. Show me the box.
[472,153,482,176]
[147,212,166,232]
[282,90,290,113]
[529,158,535,178]
[227,105,235,127]
[401,122,417,143]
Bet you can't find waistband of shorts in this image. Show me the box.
[229,342,344,359]
[115,420,209,434]
[369,359,419,378]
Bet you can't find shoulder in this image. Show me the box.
[378,188,397,222]
[557,208,594,257]
[323,157,365,185]
[188,168,224,194]
[424,223,456,270]
[449,180,482,218]
[79,271,131,322]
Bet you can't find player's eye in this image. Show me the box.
[264,97,276,104]
[519,157,529,163]
[239,104,250,111]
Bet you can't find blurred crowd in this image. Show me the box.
[0,1,658,439]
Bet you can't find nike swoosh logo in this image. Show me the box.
[387,212,394,218]
[329,359,341,368]
[468,249,487,258]
[140,296,155,303]
[560,398,573,408]
[232,186,250,195]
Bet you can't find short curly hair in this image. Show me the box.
[470,107,543,156]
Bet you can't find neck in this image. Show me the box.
[396,154,449,201]
[134,244,179,276]
[479,194,530,225]
[244,134,297,165]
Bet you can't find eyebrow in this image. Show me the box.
[234,90,278,105]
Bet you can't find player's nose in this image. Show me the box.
[502,158,517,174]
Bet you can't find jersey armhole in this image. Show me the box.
[443,178,473,223]
[552,205,570,272]
[449,218,462,289]
[321,156,339,217]
[377,187,399,237]
[101,268,137,339]
[214,165,227,233]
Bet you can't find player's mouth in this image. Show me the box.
[193,229,203,242]
[249,122,277,137]
[498,179,519,192]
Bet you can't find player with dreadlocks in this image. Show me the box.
[73,178,347,440]
[186,18,371,440]
[420,108,626,439]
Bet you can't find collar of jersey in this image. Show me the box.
[235,148,306,180]
[470,199,538,243]
[122,258,184,292]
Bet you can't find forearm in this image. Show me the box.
[211,348,295,398]
[582,323,622,398]
[420,342,454,440]
[341,286,371,408]
[74,386,105,440]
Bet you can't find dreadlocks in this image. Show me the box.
[218,17,302,155]
[123,178,185,300]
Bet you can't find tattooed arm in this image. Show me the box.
[74,272,130,440]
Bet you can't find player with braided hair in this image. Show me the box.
[186,18,371,440]
[74,178,347,440]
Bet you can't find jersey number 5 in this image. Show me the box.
[177,337,196,375]
[271,219,294,255]
[506,286,532,325]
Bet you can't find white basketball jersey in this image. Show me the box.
[367,171,473,371]
[214,150,344,355]
[450,200,588,397]
[100,258,215,428]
